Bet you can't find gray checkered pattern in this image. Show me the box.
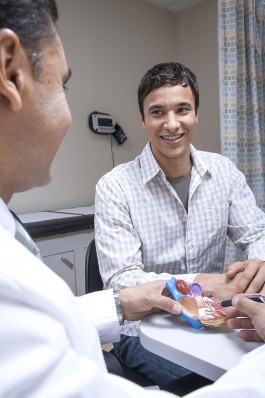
[95,143,265,337]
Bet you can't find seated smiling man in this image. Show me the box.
[95,62,265,385]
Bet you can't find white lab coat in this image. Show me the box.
[0,200,265,397]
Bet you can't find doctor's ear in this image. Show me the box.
[0,29,25,111]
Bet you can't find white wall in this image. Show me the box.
[10,0,219,214]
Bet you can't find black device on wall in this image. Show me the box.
[88,111,127,145]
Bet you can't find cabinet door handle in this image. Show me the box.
[60,257,74,269]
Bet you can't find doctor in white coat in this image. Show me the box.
[0,1,264,397]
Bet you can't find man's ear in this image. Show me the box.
[0,29,24,111]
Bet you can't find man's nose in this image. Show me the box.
[164,113,180,131]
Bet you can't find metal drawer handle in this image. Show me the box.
[61,257,74,269]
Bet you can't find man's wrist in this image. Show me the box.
[113,291,125,325]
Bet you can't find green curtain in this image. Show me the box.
[218,0,265,265]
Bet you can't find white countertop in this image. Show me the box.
[19,206,95,223]
[140,312,262,381]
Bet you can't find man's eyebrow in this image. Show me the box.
[148,104,163,111]
[148,101,192,111]
[178,101,192,107]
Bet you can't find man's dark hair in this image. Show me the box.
[138,62,199,119]
[0,0,59,77]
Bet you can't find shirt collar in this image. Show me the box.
[140,143,162,184]
[190,145,211,178]
[139,143,211,184]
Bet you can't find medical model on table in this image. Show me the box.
[166,277,227,329]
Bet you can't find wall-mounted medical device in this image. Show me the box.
[88,111,127,145]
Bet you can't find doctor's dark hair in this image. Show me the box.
[138,62,199,120]
[0,0,59,78]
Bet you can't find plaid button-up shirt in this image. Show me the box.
[95,143,265,337]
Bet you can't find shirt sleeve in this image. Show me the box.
[227,160,265,260]
[95,176,177,290]
[75,289,121,344]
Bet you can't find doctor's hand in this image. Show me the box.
[119,280,182,322]
[225,295,265,343]
[226,259,265,295]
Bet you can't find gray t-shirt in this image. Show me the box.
[167,171,191,211]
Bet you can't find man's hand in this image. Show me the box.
[119,280,182,321]
[194,272,244,301]
[226,259,265,294]
[225,296,265,343]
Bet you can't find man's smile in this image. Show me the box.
[161,132,187,143]
[162,133,184,140]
